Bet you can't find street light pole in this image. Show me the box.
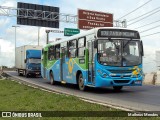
[38,27,40,46]
[12,25,20,67]
[46,30,50,44]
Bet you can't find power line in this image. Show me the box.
[134,19,160,29]
[143,62,156,64]
[128,9,160,26]
[145,53,156,55]
[127,7,160,22]
[118,0,153,20]
[26,40,37,45]
[143,60,160,64]
[141,31,160,37]
[140,24,160,33]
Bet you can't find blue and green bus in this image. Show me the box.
[41,27,144,91]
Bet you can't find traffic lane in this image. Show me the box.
[54,84,160,109]
[6,71,160,111]
[31,73,160,106]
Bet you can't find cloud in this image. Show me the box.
[4,26,46,47]
[0,18,10,28]
[143,44,158,73]
[0,38,14,67]
[0,38,14,52]
[0,0,16,7]
[0,0,160,74]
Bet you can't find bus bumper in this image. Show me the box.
[94,75,143,87]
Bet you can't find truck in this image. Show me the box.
[15,45,42,77]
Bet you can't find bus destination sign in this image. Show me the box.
[97,29,140,39]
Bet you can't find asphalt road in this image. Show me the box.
[6,71,160,111]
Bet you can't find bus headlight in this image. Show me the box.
[97,69,108,78]
[97,69,103,74]
[102,73,107,78]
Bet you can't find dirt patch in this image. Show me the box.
[0,72,10,80]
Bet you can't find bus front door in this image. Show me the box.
[60,47,65,82]
[88,41,94,84]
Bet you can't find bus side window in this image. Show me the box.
[78,37,86,57]
[48,45,55,61]
[68,40,77,58]
[61,42,67,57]
[55,44,60,59]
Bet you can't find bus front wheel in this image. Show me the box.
[78,73,86,91]
[50,72,55,85]
[113,86,123,91]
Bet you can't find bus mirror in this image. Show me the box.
[140,41,144,56]
[68,41,72,46]
[94,40,97,48]
[24,59,27,63]
[42,49,44,54]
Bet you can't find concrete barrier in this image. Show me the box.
[155,71,160,85]
[143,73,155,85]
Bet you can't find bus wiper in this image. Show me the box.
[123,40,131,48]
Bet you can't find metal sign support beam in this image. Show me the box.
[0,6,127,27]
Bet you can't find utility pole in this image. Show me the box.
[45,29,64,44]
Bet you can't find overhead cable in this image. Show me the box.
[127,7,160,22]
[141,31,160,37]
[140,25,160,33]
[134,19,160,29]
[128,9,160,26]
[118,0,153,20]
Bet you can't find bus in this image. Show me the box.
[41,27,144,91]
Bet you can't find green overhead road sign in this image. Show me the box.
[64,28,80,36]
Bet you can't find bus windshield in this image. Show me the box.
[97,39,142,66]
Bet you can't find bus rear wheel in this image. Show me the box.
[78,73,86,91]
[50,72,55,85]
[113,86,123,91]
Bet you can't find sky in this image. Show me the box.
[0,0,160,73]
